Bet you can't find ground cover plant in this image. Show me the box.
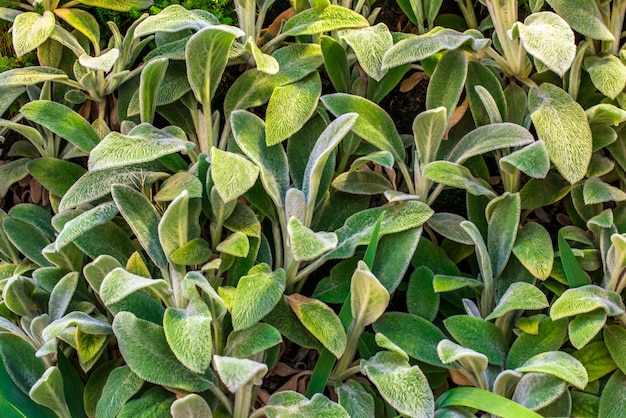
[0,0,626,416]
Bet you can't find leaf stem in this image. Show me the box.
[210,386,234,416]
[233,382,254,418]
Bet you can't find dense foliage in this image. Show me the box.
[0,0,626,417]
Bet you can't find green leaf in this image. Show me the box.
[76,330,108,373]
[22,100,100,152]
[512,221,554,280]
[96,366,144,418]
[76,0,153,12]
[211,147,259,203]
[158,190,196,259]
[224,204,261,237]
[413,106,447,165]
[118,387,174,418]
[55,202,118,250]
[213,355,267,393]
[557,230,591,287]
[426,49,467,124]
[327,201,433,260]
[244,36,279,74]
[100,267,171,305]
[427,213,472,245]
[423,161,495,197]
[138,57,168,123]
[545,0,613,41]
[27,158,86,198]
[12,11,55,57]
[288,217,337,261]
[351,260,389,327]
[29,367,71,418]
[42,312,112,342]
[583,177,626,204]
[3,217,52,267]
[572,341,617,382]
[225,322,282,358]
[406,266,439,321]
[321,93,405,161]
[265,72,321,146]
[113,311,212,392]
[447,123,534,164]
[528,83,592,184]
[0,333,46,394]
[89,124,193,171]
[216,231,249,257]
[0,357,56,418]
[599,370,626,417]
[231,264,286,331]
[164,298,212,373]
[382,28,488,70]
[54,8,99,48]
[516,351,588,389]
[263,297,323,351]
[111,184,168,269]
[171,394,212,418]
[550,284,624,319]
[507,317,568,369]
[512,12,575,76]
[287,294,347,358]
[568,309,607,349]
[79,48,119,72]
[499,141,550,179]
[59,164,167,211]
[169,238,211,265]
[320,35,350,93]
[48,272,78,321]
[0,159,30,197]
[134,5,218,37]
[0,67,67,88]
[361,351,434,418]
[584,55,626,99]
[437,387,542,418]
[282,5,368,36]
[437,339,488,374]
[604,325,626,374]
[512,373,568,411]
[336,380,375,418]
[466,60,507,126]
[265,391,349,417]
[303,112,358,210]
[487,192,520,277]
[373,312,447,367]
[340,23,393,81]
[486,283,549,320]
[186,26,242,106]
[445,315,507,366]
[231,111,290,209]
[332,171,391,195]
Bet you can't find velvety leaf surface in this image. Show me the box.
[336,380,375,418]
[550,284,625,319]
[282,5,369,36]
[265,73,321,146]
[373,312,447,367]
[340,23,393,81]
[351,260,389,327]
[604,325,626,374]
[288,217,337,261]
[12,11,55,57]
[528,83,592,184]
[265,391,349,417]
[88,124,193,171]
[361,351,434,418]
[546,0,613,41]
[486,283,549,320]
[211,148,259,203]
[117,387,174,418]
[100,267,170,306]
[516,351,588,389]
[213,355,267,393]
[164,298,212,373]
[512,373,567,411]
[95,366,144,418]
[512,222,553,280]
[55,202,118,250]
[28,367,71,418]
[445,315,507,366]
[572,341,617,382]
[287,294,347,358]
[170,394,212,418]
[0,333,46,394]
[225,322,282,358]
[507,317,568,369]
[113,312,212,392]
[231,264,286,331]
[598,370,626,417]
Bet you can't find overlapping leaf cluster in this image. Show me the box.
[0,0,626,416]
